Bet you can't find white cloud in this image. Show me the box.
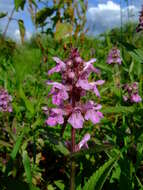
[14,29,32,42]
[87,0,139,35]
[0,0,34,40]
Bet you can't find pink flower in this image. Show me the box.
[46,108,65,126]
[68,109,84,129]
[123,82,142,103]
[107,47,122,65]
[131,94,142,103]
[75,133,91,151]
[0,88,12,113]
[76,79,91,90]
[47,81,69,105]
[48,57,66,75]
[65,133,91,152]
[84,101,103,124]
[136,6,143,32]
[89,80,105,97]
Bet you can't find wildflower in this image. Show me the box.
[0,88,12,113]
[107,47,122,65]
[75,133,91,152]
[43,48,104,153]
[44,108,66,126]
[123,82,142,103]
[65,133,91,152]
[136,6,143,32]
[47,82,69,105]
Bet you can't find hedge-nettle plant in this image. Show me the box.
[136,5,143,32]
[43,48,104,189]
[0,88,12,113]
[107,47,122,96]
[123,82,142,103]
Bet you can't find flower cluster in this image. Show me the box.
[0,88,12,112]
[123,82,142,103]
[136,6,143,32]
[107,47,122,65]
[43,48,104,151]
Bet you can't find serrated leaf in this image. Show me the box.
[0,12,7,19]
[71,144,113,159]
[18,19,25,44]
[54,22,72,41]
[83,156,119,190]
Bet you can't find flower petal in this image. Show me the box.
[68,111,84,129]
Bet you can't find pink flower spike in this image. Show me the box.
[68,110,84,129]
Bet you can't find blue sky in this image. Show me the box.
[0,0,142,40]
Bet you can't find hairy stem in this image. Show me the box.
[70,127,76,190]
[70,91,76,190]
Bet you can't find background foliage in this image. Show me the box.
[0,0,143,190]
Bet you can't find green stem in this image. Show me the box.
[113,64,121,97]
[70,127,76,190]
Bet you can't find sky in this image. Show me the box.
[0,0,142,41]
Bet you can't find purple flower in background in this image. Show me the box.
[0,88,12,113]
[136,6,143,32]
[131,94,142,103]
[107,47,122,65]
[122,82,142,103]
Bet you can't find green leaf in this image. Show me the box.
[22,151,32,186]
[54,22,72,41]
[19,86,35,116]
[18,19,25,44]
[0,12,7,19]
[55,142,70,156]
[54,180,65,190]
[102,106,135,114]
[11,129,25,159]
[82,156,119,190]
[71,144,113,159]
[35,7,55,25]
[14,0,26,11]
